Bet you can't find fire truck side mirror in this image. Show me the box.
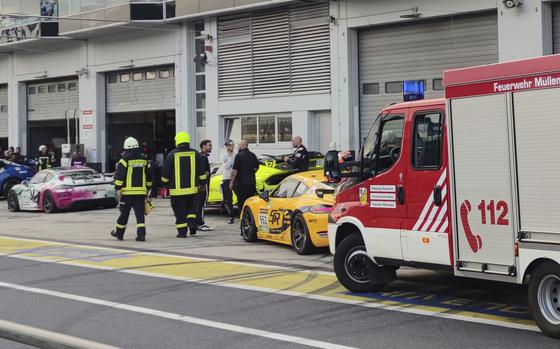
[324,150,341,182]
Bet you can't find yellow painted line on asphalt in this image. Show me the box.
[0,236,538,332]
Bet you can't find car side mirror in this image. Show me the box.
[259,191,270,202]
[211,167,219,175]
[324,150,341,182]
[316,188,335,199]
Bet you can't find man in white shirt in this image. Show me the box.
[221,140,236,224]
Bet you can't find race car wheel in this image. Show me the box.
[334,234,388,293]
[2,179,20,198]
[241,207,258,242]
[7,190,20,212]
[528,261,560,338]
[291,213,315,255]
[43,192,58,214]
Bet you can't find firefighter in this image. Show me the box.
[35,145,55,171]
[161,131,206,238]
[110,137,153,242]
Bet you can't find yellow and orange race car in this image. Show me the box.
[240,170,336,255]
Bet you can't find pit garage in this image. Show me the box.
[105,66,176,171]
[358,12,499,138]
[27,78,79,160]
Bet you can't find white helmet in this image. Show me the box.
[39,145,47,152]
[123,137,139,150]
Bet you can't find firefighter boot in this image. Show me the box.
[110,226,125,241]
[135,224,146,242]
[176,224,188,238]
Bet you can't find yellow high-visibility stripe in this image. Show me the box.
[176,223,188,228]
[136,223,145,228]
[187,214,197,219]
[116,224,126,229]
[169,188,198,196]
[121,189,147,195]
[147,182,153,187]
[161,177,169,183]
[115,180,124,186]
[200,173,208,180]
[119,159,128,168]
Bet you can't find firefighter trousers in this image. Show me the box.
[170,195,197,237]
[115,195,146,239]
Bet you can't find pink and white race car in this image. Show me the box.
[7,167,118,213]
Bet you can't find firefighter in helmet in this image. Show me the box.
[35,145,55,171]
[111,137,153,242]
[161,131,206,238]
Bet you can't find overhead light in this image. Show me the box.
[400,7,421,19]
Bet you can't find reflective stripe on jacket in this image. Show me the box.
[161,144,205,196]
[115,157,153,196]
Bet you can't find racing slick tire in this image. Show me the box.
[528,261,560,338]
[291,213,315,255]
[334,234,393,293]
[2,178,20,198]
[43,191,58,214]
[241,207,258,242]
[7,190,20,212]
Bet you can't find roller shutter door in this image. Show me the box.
[217,1,330,98]
[553,2,560,53]
[0,85,7,138]
[106,66,175,113]
[358,12,498,139]
[27,79,79,121]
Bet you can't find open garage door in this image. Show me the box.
[358,12,498,139]
[27,79,79,159]
[105,66,176,171]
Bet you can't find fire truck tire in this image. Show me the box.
[334,234,388,293]
[528,261,560,338]
[241,207,258,242]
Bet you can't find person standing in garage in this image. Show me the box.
[162,132,206,238]
[111,137,153,242]
[36,145,55,171]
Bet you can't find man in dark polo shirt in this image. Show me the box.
[230,140,259,213]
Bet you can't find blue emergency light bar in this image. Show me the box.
[403,80,425,102]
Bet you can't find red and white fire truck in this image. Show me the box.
[325,54,560,337]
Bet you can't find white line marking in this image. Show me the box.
[0,281,357,349]
[0,251,540,334]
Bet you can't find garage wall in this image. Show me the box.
[0,84,7,138]
[358,12,498,138]
[27,79,79,121]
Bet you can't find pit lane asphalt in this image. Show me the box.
[0,199,559,347]
[0,255,558,349]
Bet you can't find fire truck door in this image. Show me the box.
[449,94,516,274]
[404,110,451,265]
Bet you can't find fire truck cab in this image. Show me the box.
[326,54,560,338]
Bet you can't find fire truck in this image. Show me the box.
[325,55,560,338]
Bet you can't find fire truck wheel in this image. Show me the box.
[241,207,258,242]
[334,234,387,293]
[529,261,560,338]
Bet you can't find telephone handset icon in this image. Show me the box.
[460,200,482,253]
